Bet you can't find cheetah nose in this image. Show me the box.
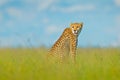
[74,30,77,33]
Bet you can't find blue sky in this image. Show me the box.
[0,0,120,47]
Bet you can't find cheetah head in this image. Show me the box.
[70,22,83,36]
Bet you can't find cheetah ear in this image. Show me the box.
[80,22,83,24]
[80,22,83,26]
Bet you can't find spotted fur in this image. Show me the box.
[48,22,83,63]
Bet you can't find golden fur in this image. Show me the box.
[48,22,83,63]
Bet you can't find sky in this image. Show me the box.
[0,0,120,47]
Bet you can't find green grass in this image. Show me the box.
[0,47,120,80]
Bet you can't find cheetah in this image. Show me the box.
[48,22,83,63]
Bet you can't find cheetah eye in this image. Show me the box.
[72,26,74,28]
[76,26,79,29]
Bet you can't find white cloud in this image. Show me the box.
[37,0,57,11]
[51,4,95,13]
[4,0,57,21]
[42,18,49,24]
[114,0,120,6]
[6,7,24,19]
[45,25,64,35]
[45,25,59,34]
[6,7,36,22]
[21,0,57,11]
[0,0,9,6]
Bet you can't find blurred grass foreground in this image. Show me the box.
[0,47,120,80]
